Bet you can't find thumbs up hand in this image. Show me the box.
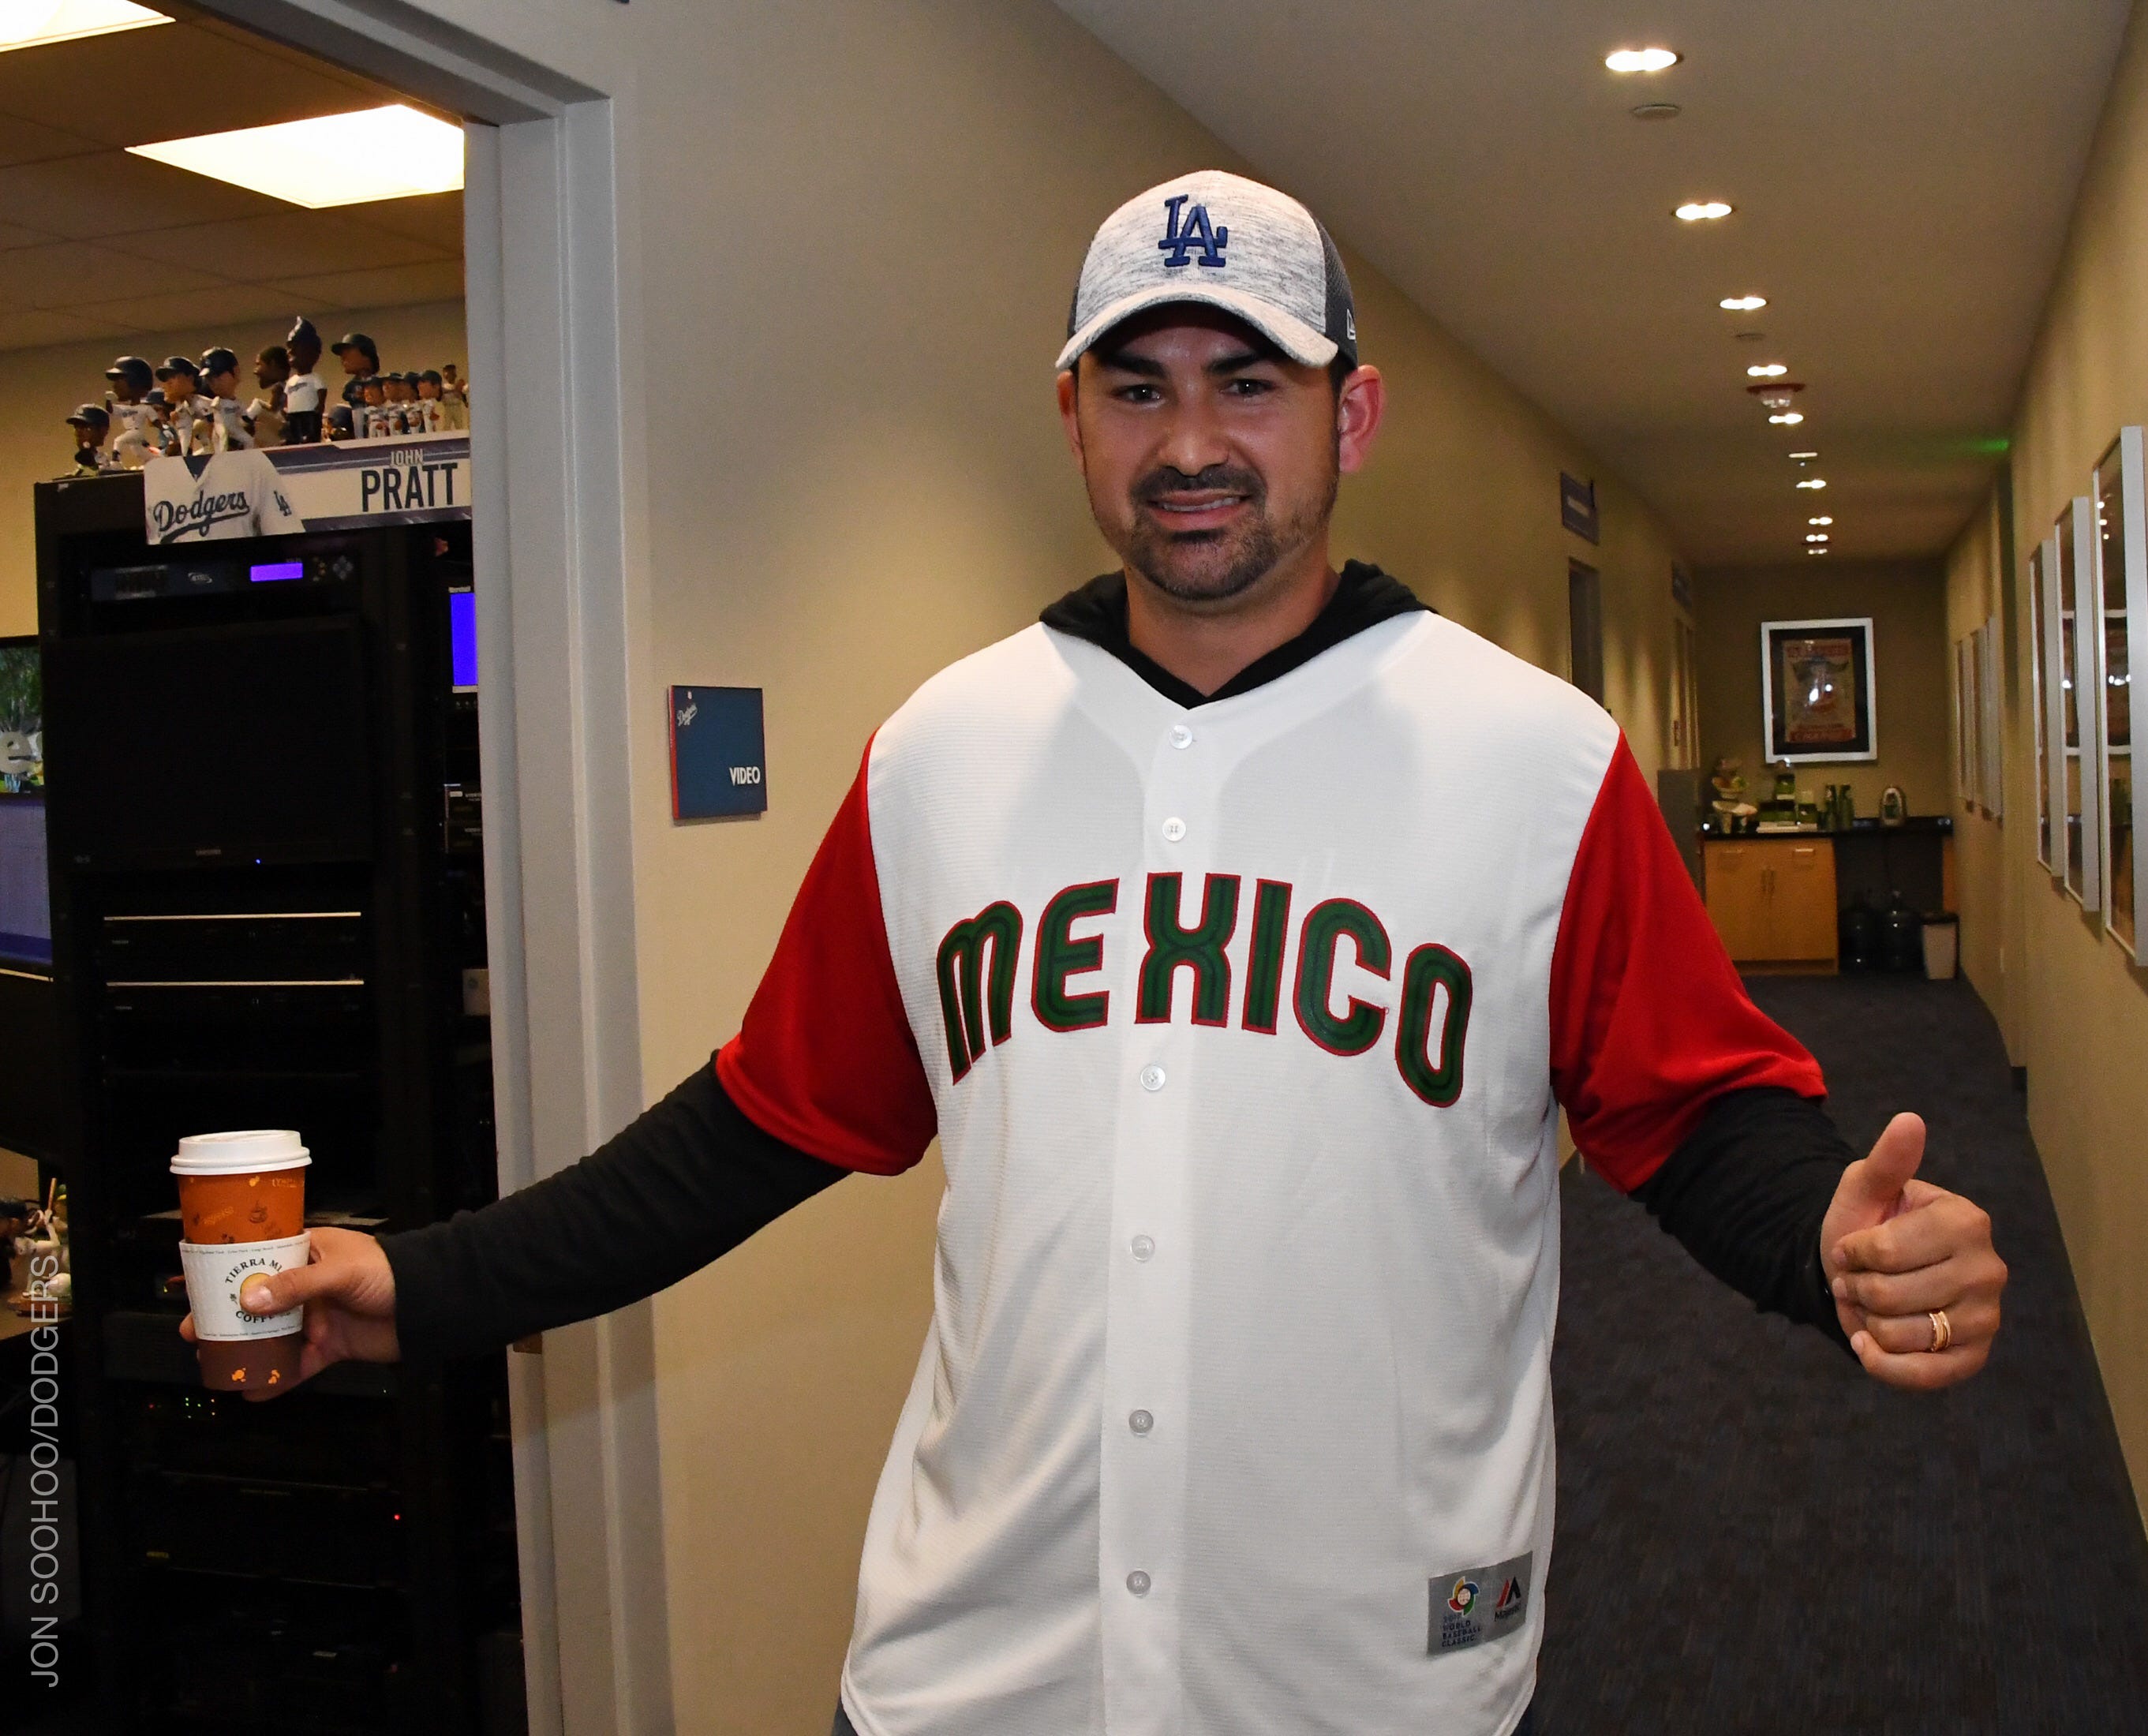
[1820,1113,2007,1389]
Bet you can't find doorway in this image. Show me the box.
[1568,558,1604,704]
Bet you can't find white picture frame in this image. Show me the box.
[2062,494,2103,910]
[2041,532,2065,877]
[1955,635,1976,808]
[1979,614,2003,821]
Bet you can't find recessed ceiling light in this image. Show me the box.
[1630,103,1682,121]
[1807,547,1830,555]
[1675,200,1734,222]
[1606,47,1681,73]
[0,0,167,53]
[128,103,462,208]
[1747,363,1789,378]
[1788,450,1820,458]
[1768,412,1805,425]
[1796,478,1828,490]
[1809,516,1832,526]
[1720,295,1768,312]
[1806,533,1829,543]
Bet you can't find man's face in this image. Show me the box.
[256,354,286,388]
[1057,307,1380,607]
[158,371,195,402]
[206,367,238,398]
[335,346,370,378]
[291,339,320,373]
[417,380,440,400]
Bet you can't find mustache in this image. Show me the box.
[1133,464,1265,506]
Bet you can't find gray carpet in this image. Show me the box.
[1538,974,2148,1734]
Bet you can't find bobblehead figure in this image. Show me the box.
[283,318,327,444]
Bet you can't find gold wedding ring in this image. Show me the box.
[1925,1309,1952,1353]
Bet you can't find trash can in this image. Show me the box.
[1922,913,1959,980]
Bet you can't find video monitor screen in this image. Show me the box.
[0,640,41,797]
[45,617,372,869]
[0,797,50,968]
[449,588,477,691]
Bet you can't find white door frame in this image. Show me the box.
[186,6,664,1732]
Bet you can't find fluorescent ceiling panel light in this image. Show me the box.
[1796,478,1828,490]
[1675,201,1733,222]
[1720,294,1767,311]
[0,0,167,53]
[1747,363,1788,378]
[1606,47,1680,73]
[128,103,462,208]
[1768,412,1805,425]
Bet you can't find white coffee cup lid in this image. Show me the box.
[170,1129,311,1175]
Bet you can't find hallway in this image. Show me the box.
[1546,975,2148,1733]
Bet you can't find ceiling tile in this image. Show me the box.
[352,190,464,253]
[0,240,223,309]
[0,23,394,151]
[0,149,281,242]
[103,208,443,279]
[0,307,139,354]
[0,114,103,167]
[73,281,309,339]
[265,259,465,314]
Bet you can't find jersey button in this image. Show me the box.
[1130,1234,1155,1261]
[1161,817,1186,843]
[1139,1064,1166,1092]
[1126,1570,1152,1597]
[1169,724,1194,750]
[1129,1409,1154,1435]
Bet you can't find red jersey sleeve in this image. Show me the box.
[715,739,937,1175]
[1549,735,1826,1192]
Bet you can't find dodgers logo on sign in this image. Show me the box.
[1158,193,1229,269]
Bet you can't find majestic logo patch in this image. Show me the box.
[1158,194,1229,269]
[1431,1553,1532,1654]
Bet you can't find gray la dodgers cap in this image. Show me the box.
[1057,169,1357,374]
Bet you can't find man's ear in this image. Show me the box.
[1335,364,1386,475]
[1057,366,1086,470]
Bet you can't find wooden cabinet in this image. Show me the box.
[1703,838,1839,968]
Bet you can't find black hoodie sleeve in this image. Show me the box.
[1627,1085,1857,1353]
[380,1063,848,1361]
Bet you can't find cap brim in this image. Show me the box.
[1054,282,1338,373]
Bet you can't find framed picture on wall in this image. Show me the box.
[2094,428,2146,954]
[1955,635,1975,807]
[1760,616,1877,763]
[2041,531,2065,880]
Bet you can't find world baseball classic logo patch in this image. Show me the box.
[1430,1552,1532,1653]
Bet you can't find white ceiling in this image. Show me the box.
[0,6,461,354]
[1054,0,2134,566]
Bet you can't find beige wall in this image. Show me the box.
[1693,558,1952,818]
[1955,0,2148,1523]
[0,299,466,636]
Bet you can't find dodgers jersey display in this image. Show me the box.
[719,597,1820,1736]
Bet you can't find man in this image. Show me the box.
[197,346,254,452]
[283,319,327,445]
[200,171,2005,1735]
[332,330,380,405]
[102,354,160,451]
[246,343,290,447]
[152,355,211,455]
[62,403,109,473]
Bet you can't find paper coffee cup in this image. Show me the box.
[170,1129,309,1245]
[180,1231,312,1392]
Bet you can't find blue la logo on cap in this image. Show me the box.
[1158,193,1229,269]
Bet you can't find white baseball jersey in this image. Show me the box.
[720,606,1818,1736]
[141,450,304,543]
